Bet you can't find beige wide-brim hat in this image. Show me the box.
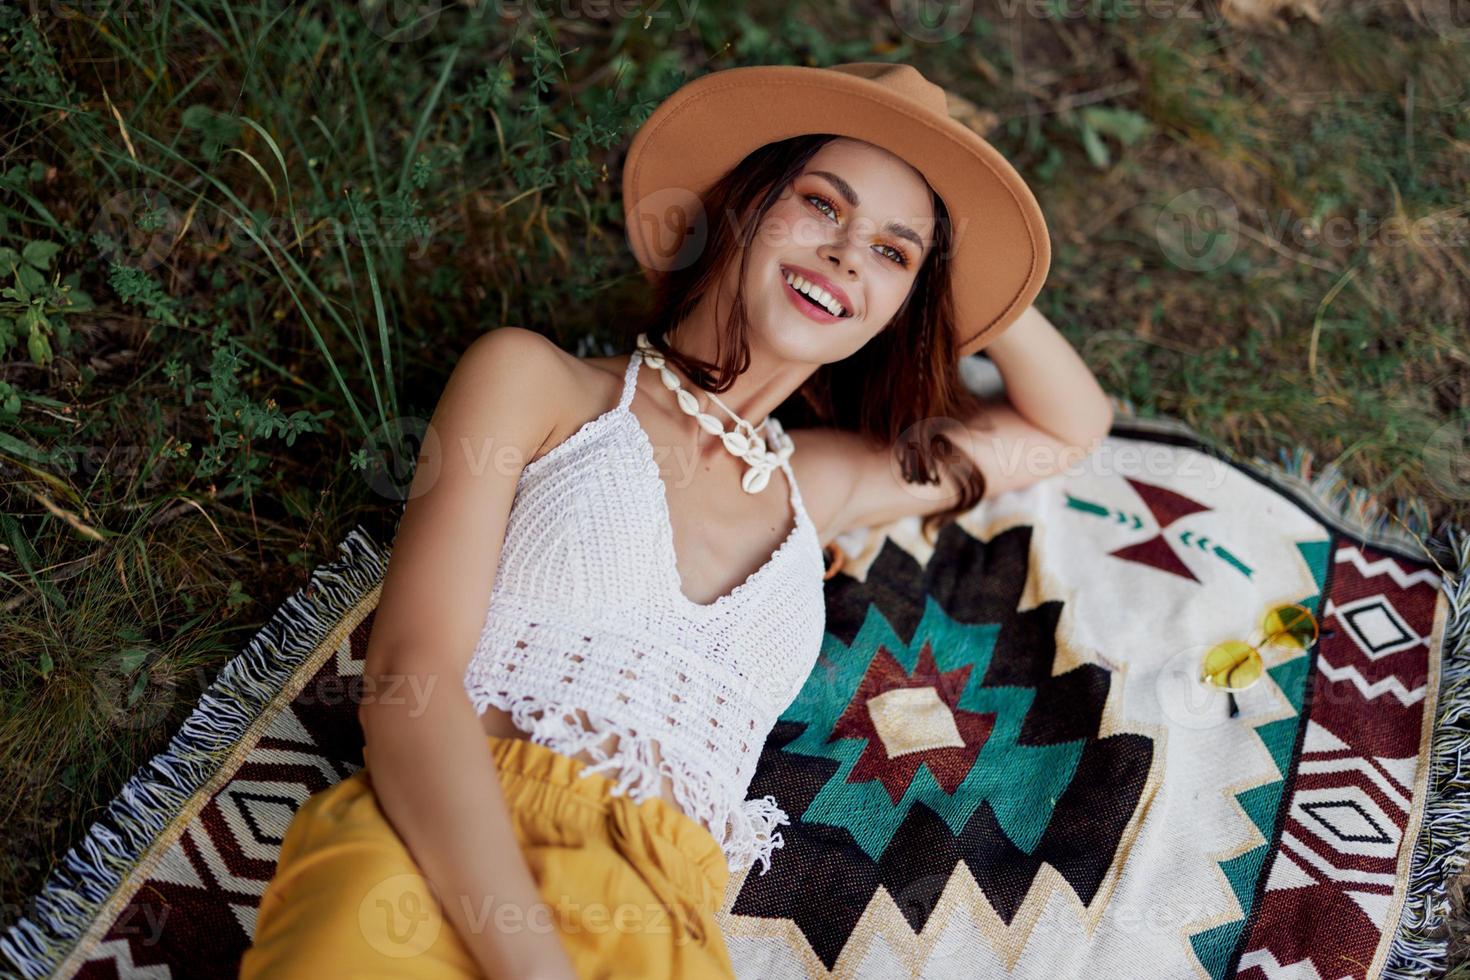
[621,61,1051,359]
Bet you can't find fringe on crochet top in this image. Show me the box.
[462,348,827,876]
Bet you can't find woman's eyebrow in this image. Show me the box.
[806,169,927,252]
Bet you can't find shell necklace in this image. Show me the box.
[634,332,795,495]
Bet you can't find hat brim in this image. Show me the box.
[621,64,1051,359]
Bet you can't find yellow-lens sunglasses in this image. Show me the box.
[1198,602,1321,716]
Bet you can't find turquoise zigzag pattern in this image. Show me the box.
[1187,538,1332,978]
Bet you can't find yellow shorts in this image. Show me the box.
[239,734,737,979]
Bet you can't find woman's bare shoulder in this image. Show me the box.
[453,326,567,385]
[477,335,629,467]
[443,329,590,462]
[569,350,632,389]
[786,426,867,547]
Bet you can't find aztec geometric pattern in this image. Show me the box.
[1,414,1463,980]
[713,422,1453,980]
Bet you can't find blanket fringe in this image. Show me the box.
[0,527,390,980]
[1382,523,1470,979]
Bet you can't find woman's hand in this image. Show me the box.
[980,303,1114,449]
[471,925,580,980]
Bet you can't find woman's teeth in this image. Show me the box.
[783,271,849,318]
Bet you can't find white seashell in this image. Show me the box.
[742,465,772,494]
[631,335,800,484]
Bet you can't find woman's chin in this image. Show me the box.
[762,307,825,343]
[756,313,865,363]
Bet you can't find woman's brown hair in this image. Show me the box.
[625,134,992,545]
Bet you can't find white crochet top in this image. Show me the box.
[462,348,827,875]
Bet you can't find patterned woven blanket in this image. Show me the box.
[2,410,1465,979]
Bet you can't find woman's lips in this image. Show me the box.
[781,276,846,324]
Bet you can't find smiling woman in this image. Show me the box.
[758,142,940,353]
[765,150,938,334]
[625,129,1112,546]
[620,131,1010,544]
[241,61,1097,980]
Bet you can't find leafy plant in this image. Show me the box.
[0,238,92,369]
[1074,105,1154,169]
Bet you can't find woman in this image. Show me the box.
[240,62,1114,979]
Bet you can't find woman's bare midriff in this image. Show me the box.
[479,704,681,805]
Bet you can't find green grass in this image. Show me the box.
[1,0,1466,956]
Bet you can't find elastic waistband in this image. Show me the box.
[483,735,731,906]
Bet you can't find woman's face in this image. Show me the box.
[741,138,937,363]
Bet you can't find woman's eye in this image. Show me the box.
[805,193,838,220]
[804,192,909,268]
[878,244,909,267]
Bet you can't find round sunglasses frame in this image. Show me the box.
[1196,601,1321,696]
